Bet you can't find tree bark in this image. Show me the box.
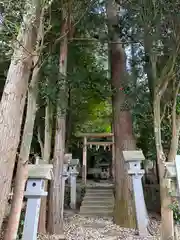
[38,100,53,233]
[143,34,154,102]
[145,35,178,239]
[44,101,53,163]
[4,7,44,238]
[47,17,68,234]
[65,86,72,152]
[168,81,180,162]
[0,0,42,230]
[4,59,40,240]
[106,0,136,228]
[153,94,174,240]
[143,32,160,184]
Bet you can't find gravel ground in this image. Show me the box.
[1,211,179,240]
[38,212,160,240]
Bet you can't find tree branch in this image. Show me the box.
[168,79,180,161]
[156,40,180,97]
[37,126,44,158]
[160,102,168,122]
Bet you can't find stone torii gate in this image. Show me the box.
[77,132,114,185]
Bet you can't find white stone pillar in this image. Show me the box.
[123,150,148,237]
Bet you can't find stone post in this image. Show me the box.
[22,164,53,240]
[123,150,148,237]
[164,155,180,239]
[64,153,72,185]
[164,155,180,207]
[82,137,87,185]
[61,162,70,216]
[69,159,79,209]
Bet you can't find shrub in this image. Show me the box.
[169,199,180,224]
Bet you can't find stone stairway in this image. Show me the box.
[80,185,114,217]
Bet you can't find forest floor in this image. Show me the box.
[38,211,160,240]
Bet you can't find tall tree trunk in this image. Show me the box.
[131,30,138,92]
[155,81,180,240]
[65,86,72,152]
[144,33,160,184]
[168,81,180,162]
[44,101,53,163]
[38,100,53,233]
[48,16,68,234]
[143,33,154,103]
[153,94,174,240]
[4,8,44,238]
[106,0,136,228]
[4,58,40,240]
[145,34,177,238]
[0,0,42,230]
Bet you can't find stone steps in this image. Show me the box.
[82,200,114,206]
[86,190,112,194]
[81,206,113,212]
[83,193,114,199]
[80,210,113,217]
[85,193,112,198]
[80,185,114,217]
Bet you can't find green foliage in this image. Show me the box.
[176,96,180,115]
[169,200,180,224]
[35,1,111,155]
[17,210,25,240]
[0,0,24,56]
[132,84,156,160]
[76,100,111,134]
[40,55,60,105]
[66,40,110,136]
